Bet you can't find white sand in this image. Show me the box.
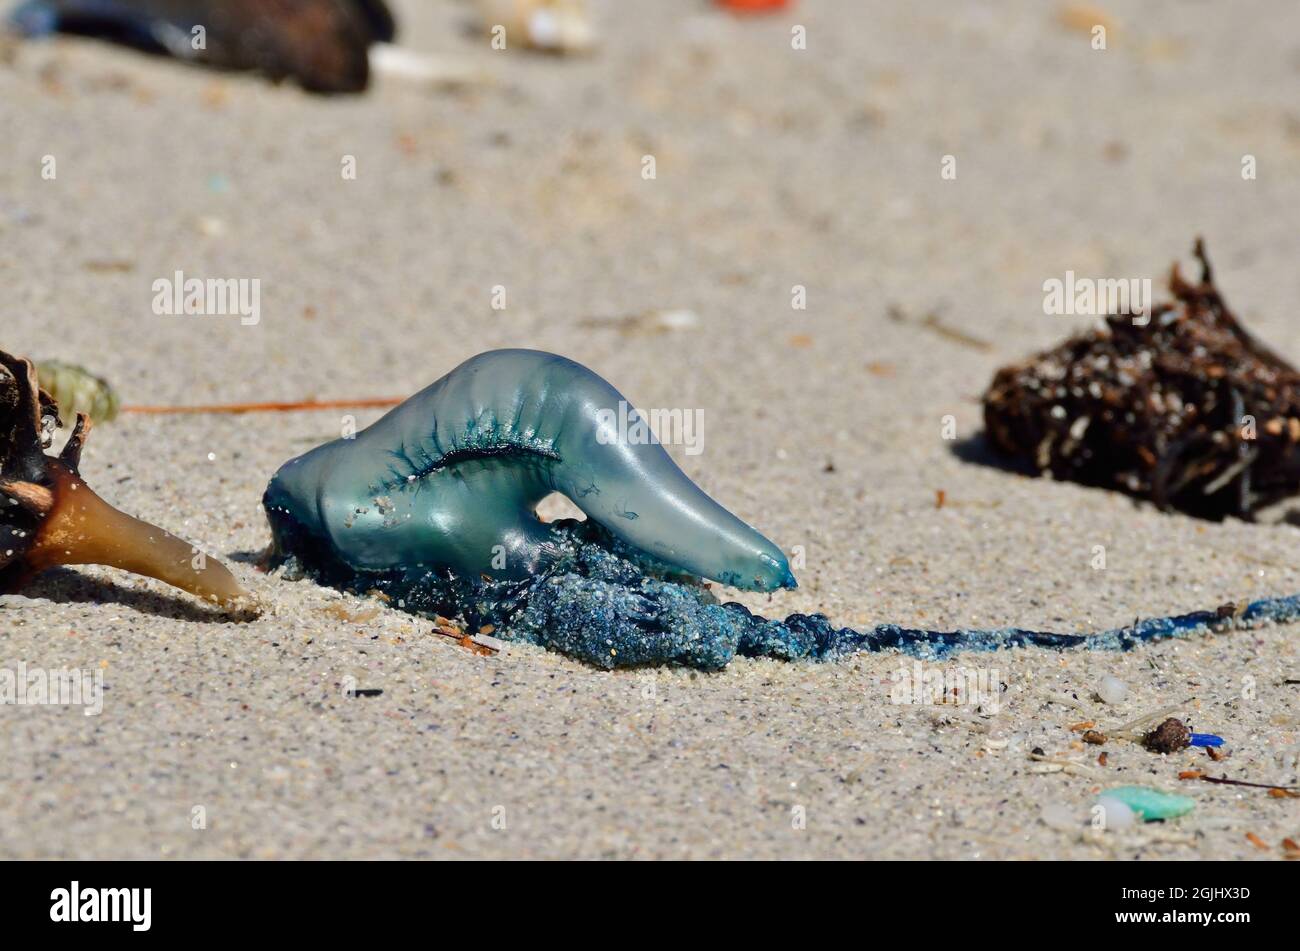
[1,0,1297,858]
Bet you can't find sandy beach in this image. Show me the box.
[1,0,1298,859]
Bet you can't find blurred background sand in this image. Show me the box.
[1,0,1298,858]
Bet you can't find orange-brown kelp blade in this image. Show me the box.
[1,351,250,610]
[20,461,249,608]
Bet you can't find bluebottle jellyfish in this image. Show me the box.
[265,349,1300,670]
[265,349,795,593]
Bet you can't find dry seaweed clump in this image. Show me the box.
[984,241,1300,520]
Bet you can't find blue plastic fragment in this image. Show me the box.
[1189,733,1224,748]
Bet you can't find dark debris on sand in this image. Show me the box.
[984,240,1300,519]
[10,0,395,93]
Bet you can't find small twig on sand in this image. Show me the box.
[1029,750,1097,777]
[123,397,403,415]
[432,616,499,657]
[1110,699,1195,739]
[1185,774,1300,793]
[887,304,993,352]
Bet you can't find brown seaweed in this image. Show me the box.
[983,240,1300,519]
[0,349,249,609]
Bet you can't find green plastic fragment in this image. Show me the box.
[1098,786,1196,821]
